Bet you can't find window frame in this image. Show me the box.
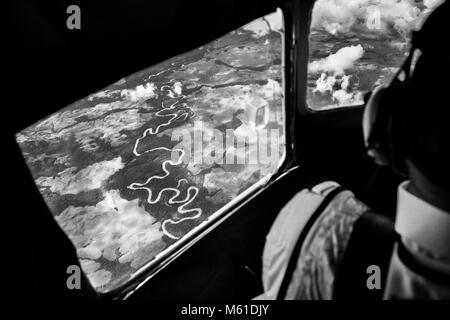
[100,8,298,299]
[298,0,368,115]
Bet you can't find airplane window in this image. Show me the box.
[307,0,443,110]
[15,10,286,293]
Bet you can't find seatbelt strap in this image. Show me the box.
[276,186,345,300]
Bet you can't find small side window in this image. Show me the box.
[15,10,286,293]
[307,0,441,111]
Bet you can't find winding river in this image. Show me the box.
[127,83,202,240]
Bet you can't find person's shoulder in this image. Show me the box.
[271,181,345,243]
[273,180,368,254]
[285,181,370,299]
[303,180,369,240]
[285,180,367,214]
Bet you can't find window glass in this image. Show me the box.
[307,0,443,110]
[15,10,285,293]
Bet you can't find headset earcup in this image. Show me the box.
[363,85,390,166]
[387,88,409,177]
[363,84,409,176]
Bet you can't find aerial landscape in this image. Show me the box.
[15,0,441,294]
[307,0,441,109]
[16,10,286,292]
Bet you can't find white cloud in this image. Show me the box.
[120,82,157,102]
[242,9,283,37]
[419,0,445,28]
[173,81,183,96]
[20,105,155,152]
[313,73,363,107]
[314,72,336,93]
[57,189,166,289]
[332,89,363,106]
[88,269,112,288]
[309,44,365,75]
[88,89,120,101]
[36,156,124,195]
[265,9,283,32]
[424,0,444,9]
[311,0,430,37]
[311,0,366,35]
[80,259,100,274]
[243,19,270,37]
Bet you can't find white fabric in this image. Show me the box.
[254,183,336,299]
[395,181,450,261]
[383,181,450,299]
[254,181,367,300]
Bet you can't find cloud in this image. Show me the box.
[265,9,284,32]
[309,44,365,75]
[313,73,363,107]
[314,72,338,93]
[80,259,100,274]
[419,0,445,27]
[36,156,124,195]
[88,269,112,288]
[242,9,283,37]
[332,89,363,106]
[173,81,183,95]
[120,82,157,102]
[242,19,270,37]
[57,189,166,289]
[311,0,363,35]
[311,0,431,37]
[79,259,112,288]
[308,0,440,110]
[19,105,155,152]
[88,89,120,101]
[424,0,444,9]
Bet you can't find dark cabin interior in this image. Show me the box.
[5,0,403,300]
